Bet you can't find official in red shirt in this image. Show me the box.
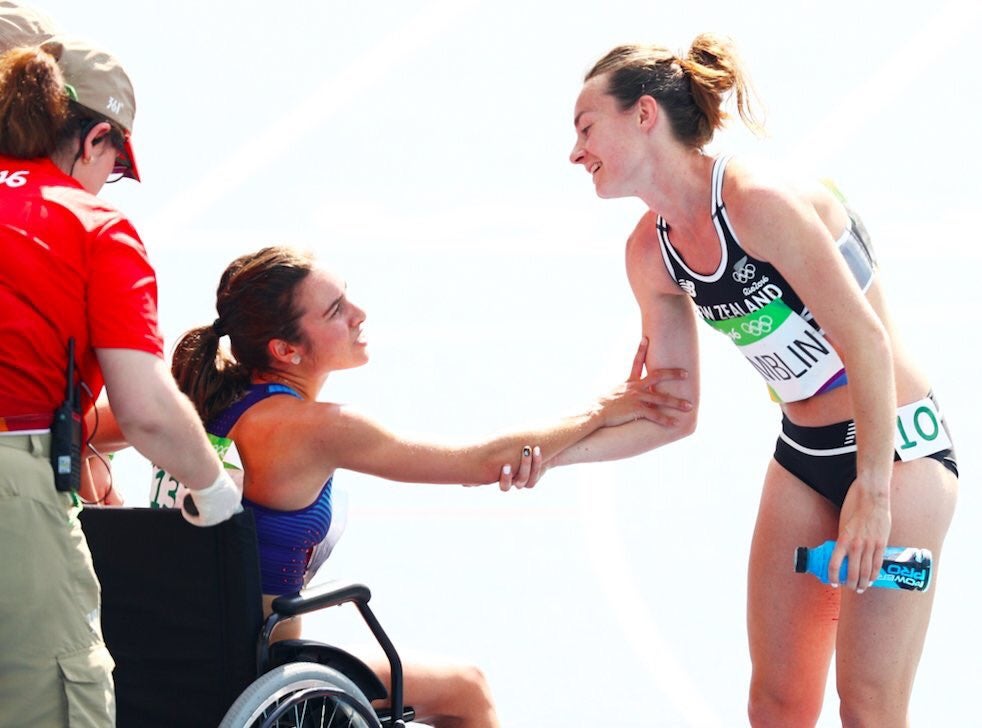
[0,9,242,725]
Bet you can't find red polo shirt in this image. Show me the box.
[0,156,163,430]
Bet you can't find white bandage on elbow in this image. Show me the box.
[180,468,243,527]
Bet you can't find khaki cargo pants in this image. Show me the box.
[0,434,115,727]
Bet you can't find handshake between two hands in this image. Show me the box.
[474,338,693,494]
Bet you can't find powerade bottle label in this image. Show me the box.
[878,549,931,590]
[794,541,932,592]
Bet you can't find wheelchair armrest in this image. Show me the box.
[261,579,406,726]
[271,580,372,618]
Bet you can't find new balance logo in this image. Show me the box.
[844,422,856,447]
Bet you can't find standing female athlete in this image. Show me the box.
[561,34,958,726]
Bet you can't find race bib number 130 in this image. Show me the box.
[149,433,241,509]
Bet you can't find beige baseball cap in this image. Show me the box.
[0,1,57,52]
[0,3,140,181]
[41,35,140,181]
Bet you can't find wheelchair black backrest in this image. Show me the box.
[80,507,264,728]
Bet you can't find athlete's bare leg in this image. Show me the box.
[748,458,841,727]
[368,652,499,728]
[833,457,956,727]
[747,457,957,727]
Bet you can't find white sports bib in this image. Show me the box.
[706,298,845,403]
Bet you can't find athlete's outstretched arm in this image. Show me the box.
[322,356,689,486]
[553,212,701,467]
[229,347,690,504]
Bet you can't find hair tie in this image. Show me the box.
[212,317,226,337]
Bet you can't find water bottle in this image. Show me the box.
[794,540,932,592]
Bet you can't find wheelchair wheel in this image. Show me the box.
[219,662,381,728]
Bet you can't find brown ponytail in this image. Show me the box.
[171,325,250,426]
[586,32,763,149]
[0,46,68,158]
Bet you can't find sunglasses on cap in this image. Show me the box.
[103,127,138,184]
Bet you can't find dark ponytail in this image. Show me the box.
[171,325,250,426]
[171,246,314,425]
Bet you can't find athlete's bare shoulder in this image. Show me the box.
[627,210,661,250]
[626,210,683,296]
[724,154,842,213]
[724,155,850,251]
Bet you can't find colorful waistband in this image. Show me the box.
[779,391,943,457]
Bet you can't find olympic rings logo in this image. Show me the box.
[741,316,773,336]
[732,262,757,283]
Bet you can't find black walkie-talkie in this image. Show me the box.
[50,337,82,492]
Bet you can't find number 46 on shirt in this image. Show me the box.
[0,169,28,188]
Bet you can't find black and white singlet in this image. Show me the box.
[656,155,877,403]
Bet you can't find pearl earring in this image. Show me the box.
[291,354,301,365]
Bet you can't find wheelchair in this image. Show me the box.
[79,507,415,727]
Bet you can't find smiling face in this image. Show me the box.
[292,267,369,374]
[569,74,648,199]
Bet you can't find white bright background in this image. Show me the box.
[41,1,980,725]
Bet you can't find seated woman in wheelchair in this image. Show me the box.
[168,245,690,728]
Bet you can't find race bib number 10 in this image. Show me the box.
[149,433,241,509]
[894,397,952,462]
